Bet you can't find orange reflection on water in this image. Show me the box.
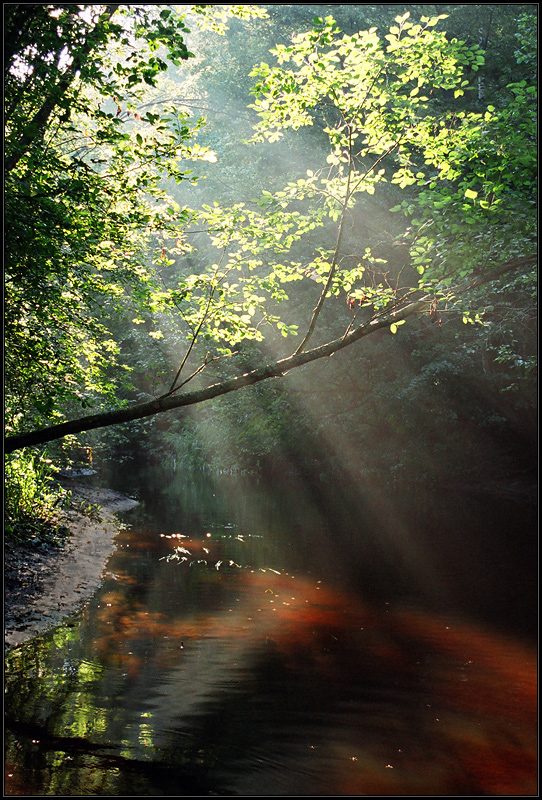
[203,571,537,796]
[256,579,536,797]
[390,608,537,728]
[84,560,536,795]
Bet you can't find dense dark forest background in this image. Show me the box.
[5,5,537,539]
[99,4,536,485]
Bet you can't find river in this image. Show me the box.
[4,465,537,796]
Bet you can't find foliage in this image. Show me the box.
[4,452,70,544]
[4,5,537,496]
[180,9,535,363]
[4,3,267,522]
[4,4,264,440]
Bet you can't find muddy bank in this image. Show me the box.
[4,481,138,649]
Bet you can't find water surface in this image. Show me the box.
[5,467,537,795]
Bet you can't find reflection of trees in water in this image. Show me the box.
[5,559,537,796]
[5,468,537,796]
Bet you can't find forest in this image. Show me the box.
[3,6,538,796]
[4,4,537,538]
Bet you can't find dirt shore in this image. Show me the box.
[4,481,139,649]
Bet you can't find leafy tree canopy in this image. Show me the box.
[4,6,536,454]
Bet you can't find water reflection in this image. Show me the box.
[5,469,537,796]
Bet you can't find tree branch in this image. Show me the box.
[294,137,402,355]
[5,5,120,175]
[167,248,230,395]
[5,254,535,453]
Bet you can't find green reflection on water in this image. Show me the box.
[5,471,538,797]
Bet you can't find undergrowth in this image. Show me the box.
[4,451,72,546]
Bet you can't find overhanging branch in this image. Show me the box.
[4,254,536,453]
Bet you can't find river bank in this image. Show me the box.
[4,481,138,649]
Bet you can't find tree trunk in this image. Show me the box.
[5,4,120,174]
